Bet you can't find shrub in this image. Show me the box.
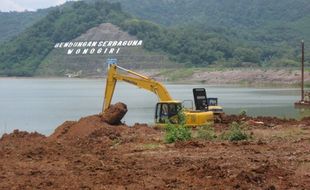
[239,109,247,116]
[164,123,192,143]
[197,123,217,140]
[164,110,192,143]
[220,122,251,141]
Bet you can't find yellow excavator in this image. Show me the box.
[102,62,223,126]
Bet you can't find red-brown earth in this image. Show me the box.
[0,112,310,189]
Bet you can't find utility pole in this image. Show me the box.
[295,40,309,108]
[301,40,305,102]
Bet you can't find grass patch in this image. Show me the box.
[270,128,307,140]
[196,123,217,141]
[166,68,195,81]
[220,122,251,142]
[164,110,192,143]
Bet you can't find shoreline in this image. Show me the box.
[1,67,309,88]
[0,78,306,89]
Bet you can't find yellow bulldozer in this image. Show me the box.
[102,62,223,126]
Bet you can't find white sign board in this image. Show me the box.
[54,40,143,55]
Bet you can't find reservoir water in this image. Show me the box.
[0,78,308,136]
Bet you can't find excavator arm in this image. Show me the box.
[103,64,174,112]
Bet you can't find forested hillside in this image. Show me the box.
[115,0,309,46]
[0,11,47,43]
[106,0,310,66]
[0,0,309,76]
[107,0,309,30]
[113,0,309,44]
[2,0,309,44]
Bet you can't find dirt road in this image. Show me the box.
[0,114,309,189]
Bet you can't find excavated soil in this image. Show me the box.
[100,102,128,125]
[1,114,310,189]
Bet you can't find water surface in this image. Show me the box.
[0,78,307,135]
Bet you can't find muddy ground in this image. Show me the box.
[0,114,310,190]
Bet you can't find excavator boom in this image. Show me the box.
[103,64,174,111]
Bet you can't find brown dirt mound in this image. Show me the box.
[0,129,45,142]
[100,102,127,125]
[49,115,112,140]
[48,115,160,145]
[131,123,159,135]
[220,114,298,128]
[220,114,250,124]
[49,102,129,141]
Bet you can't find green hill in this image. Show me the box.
[0,1,130,76]
[93,0,310,67]
[108,0,310,60]
[107,0,310,39]
[0,0,309,77]
[107,0,309,30]
[0,1,241,77]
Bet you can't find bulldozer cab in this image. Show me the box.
[155,102,182,124]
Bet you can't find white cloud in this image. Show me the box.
[0,0,76,12]
[0,0,26,12]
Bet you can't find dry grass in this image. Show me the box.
[252,126,309,141]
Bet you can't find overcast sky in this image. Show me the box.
[0,0,77,12]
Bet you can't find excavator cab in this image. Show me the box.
[155,102,182,124]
